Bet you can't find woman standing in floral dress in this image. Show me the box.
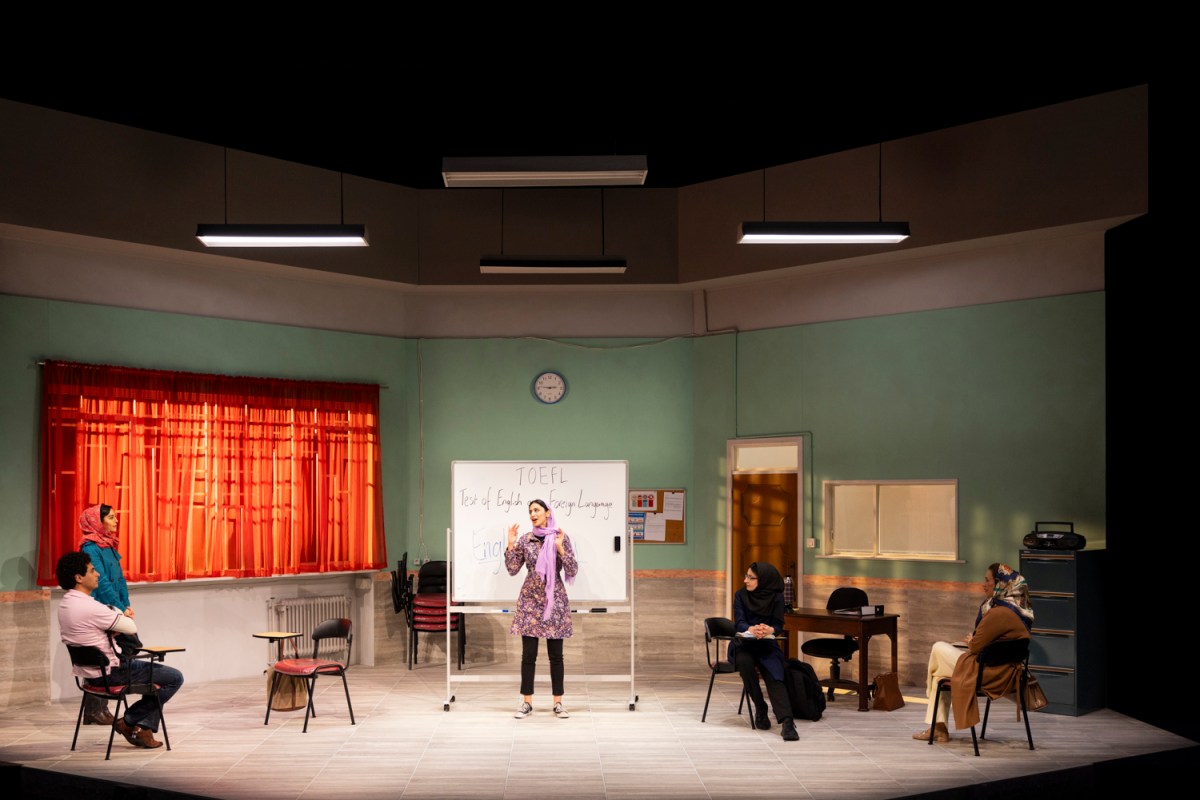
[505,498,578,719]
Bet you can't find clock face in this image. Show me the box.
[532,371,567,404]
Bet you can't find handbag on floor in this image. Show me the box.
[266,666,309,712]
[872,671,905,711]
[1024,674,1049,713]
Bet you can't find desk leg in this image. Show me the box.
[858,635,871,711]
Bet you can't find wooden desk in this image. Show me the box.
[137,645,186,662]
[253,631,302,660]
[784,608,899,712]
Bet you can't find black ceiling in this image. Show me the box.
[1,59,1148,190]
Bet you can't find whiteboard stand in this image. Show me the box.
[443,520,638,711]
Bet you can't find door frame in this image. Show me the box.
[725,436,806,612]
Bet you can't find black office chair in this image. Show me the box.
[928,638,1034,756]
[800,586,868,700]
[266,618,355,733]
[67,643,171,760]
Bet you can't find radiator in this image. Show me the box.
[271,595,353,660]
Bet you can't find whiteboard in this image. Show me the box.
[451,460,629,603]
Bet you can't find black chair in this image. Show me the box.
[701,617,787,729]
[800,586,868,700]
[67,643,171,760]
[405,560,465,670]
[266,618,355,733]
[390,553,410,615]
[929,638,1034,756]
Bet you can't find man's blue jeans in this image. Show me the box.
[86,659,184,733]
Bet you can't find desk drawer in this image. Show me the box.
[1029,594,1076,630]
[1030,631,1076,668]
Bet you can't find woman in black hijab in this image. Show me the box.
[729,561,797,741]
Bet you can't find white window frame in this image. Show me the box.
[821,479,959,561]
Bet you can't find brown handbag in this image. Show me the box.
[872,671,905,711]
[266,666,310,712]
[1024,674,1049,713]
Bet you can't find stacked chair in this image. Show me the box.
[395,553,466,670]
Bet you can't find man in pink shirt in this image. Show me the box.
[57,551,184,749]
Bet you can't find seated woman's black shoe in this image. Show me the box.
[754,705,771,730]
[781,720,799,741]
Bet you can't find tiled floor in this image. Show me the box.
[1,663,1192,800]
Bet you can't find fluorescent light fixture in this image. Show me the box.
[737,221,911,244]
[480,256,628,274]
[196,224,369,247]
[443,156,648,188]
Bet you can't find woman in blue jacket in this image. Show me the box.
[730,561,797,741]
[78,503,134,725]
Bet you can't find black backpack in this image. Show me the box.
[785,658,827,721]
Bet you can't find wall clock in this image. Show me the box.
[532,371,567,404]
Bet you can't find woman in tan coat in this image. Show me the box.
[914,563,1034,742]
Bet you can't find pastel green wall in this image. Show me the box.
[0,294,414,591]
[720,292,1106,582]
[1,291,1106,591]
[410,337,697,570]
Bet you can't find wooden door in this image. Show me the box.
[731,472,800,656]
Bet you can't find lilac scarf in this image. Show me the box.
[531,509,575,621]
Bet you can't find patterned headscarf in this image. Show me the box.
[531,501,575,621]
[79,504,119,550]
[975,562,1034,631]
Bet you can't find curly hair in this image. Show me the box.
[56,551,92,591]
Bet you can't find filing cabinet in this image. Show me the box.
[1019,549,1105,715]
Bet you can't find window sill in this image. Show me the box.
[815,554,965,564]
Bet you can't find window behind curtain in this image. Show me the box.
[37,361,386,585]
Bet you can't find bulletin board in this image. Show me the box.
[628,488,686,544]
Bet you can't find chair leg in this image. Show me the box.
[265,670,280,725]
[701,669,718,722]
[969,723,980,756]
[105,695,128,761]
[340,671,356,725]
[1020,680,1035,750]
[71,693,88,751]
[981,696,991,740]
[155,689,171,751]
[301,676,317,733]
[929,681,950,745]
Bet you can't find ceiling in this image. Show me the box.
[1,59,1147,190]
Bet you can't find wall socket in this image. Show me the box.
[806,538,817,549]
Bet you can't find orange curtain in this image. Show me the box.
[37,361,386,585]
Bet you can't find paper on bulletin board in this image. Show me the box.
[628,512,646,541]
[644,513,667,541]
[663,492,684,521]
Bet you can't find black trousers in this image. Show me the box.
[521,636,564,696]
[734,650,793,723]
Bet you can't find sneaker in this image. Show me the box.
[553,702,570,719]
[514,701,533,719]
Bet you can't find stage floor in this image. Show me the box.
[1,662,1192,800]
